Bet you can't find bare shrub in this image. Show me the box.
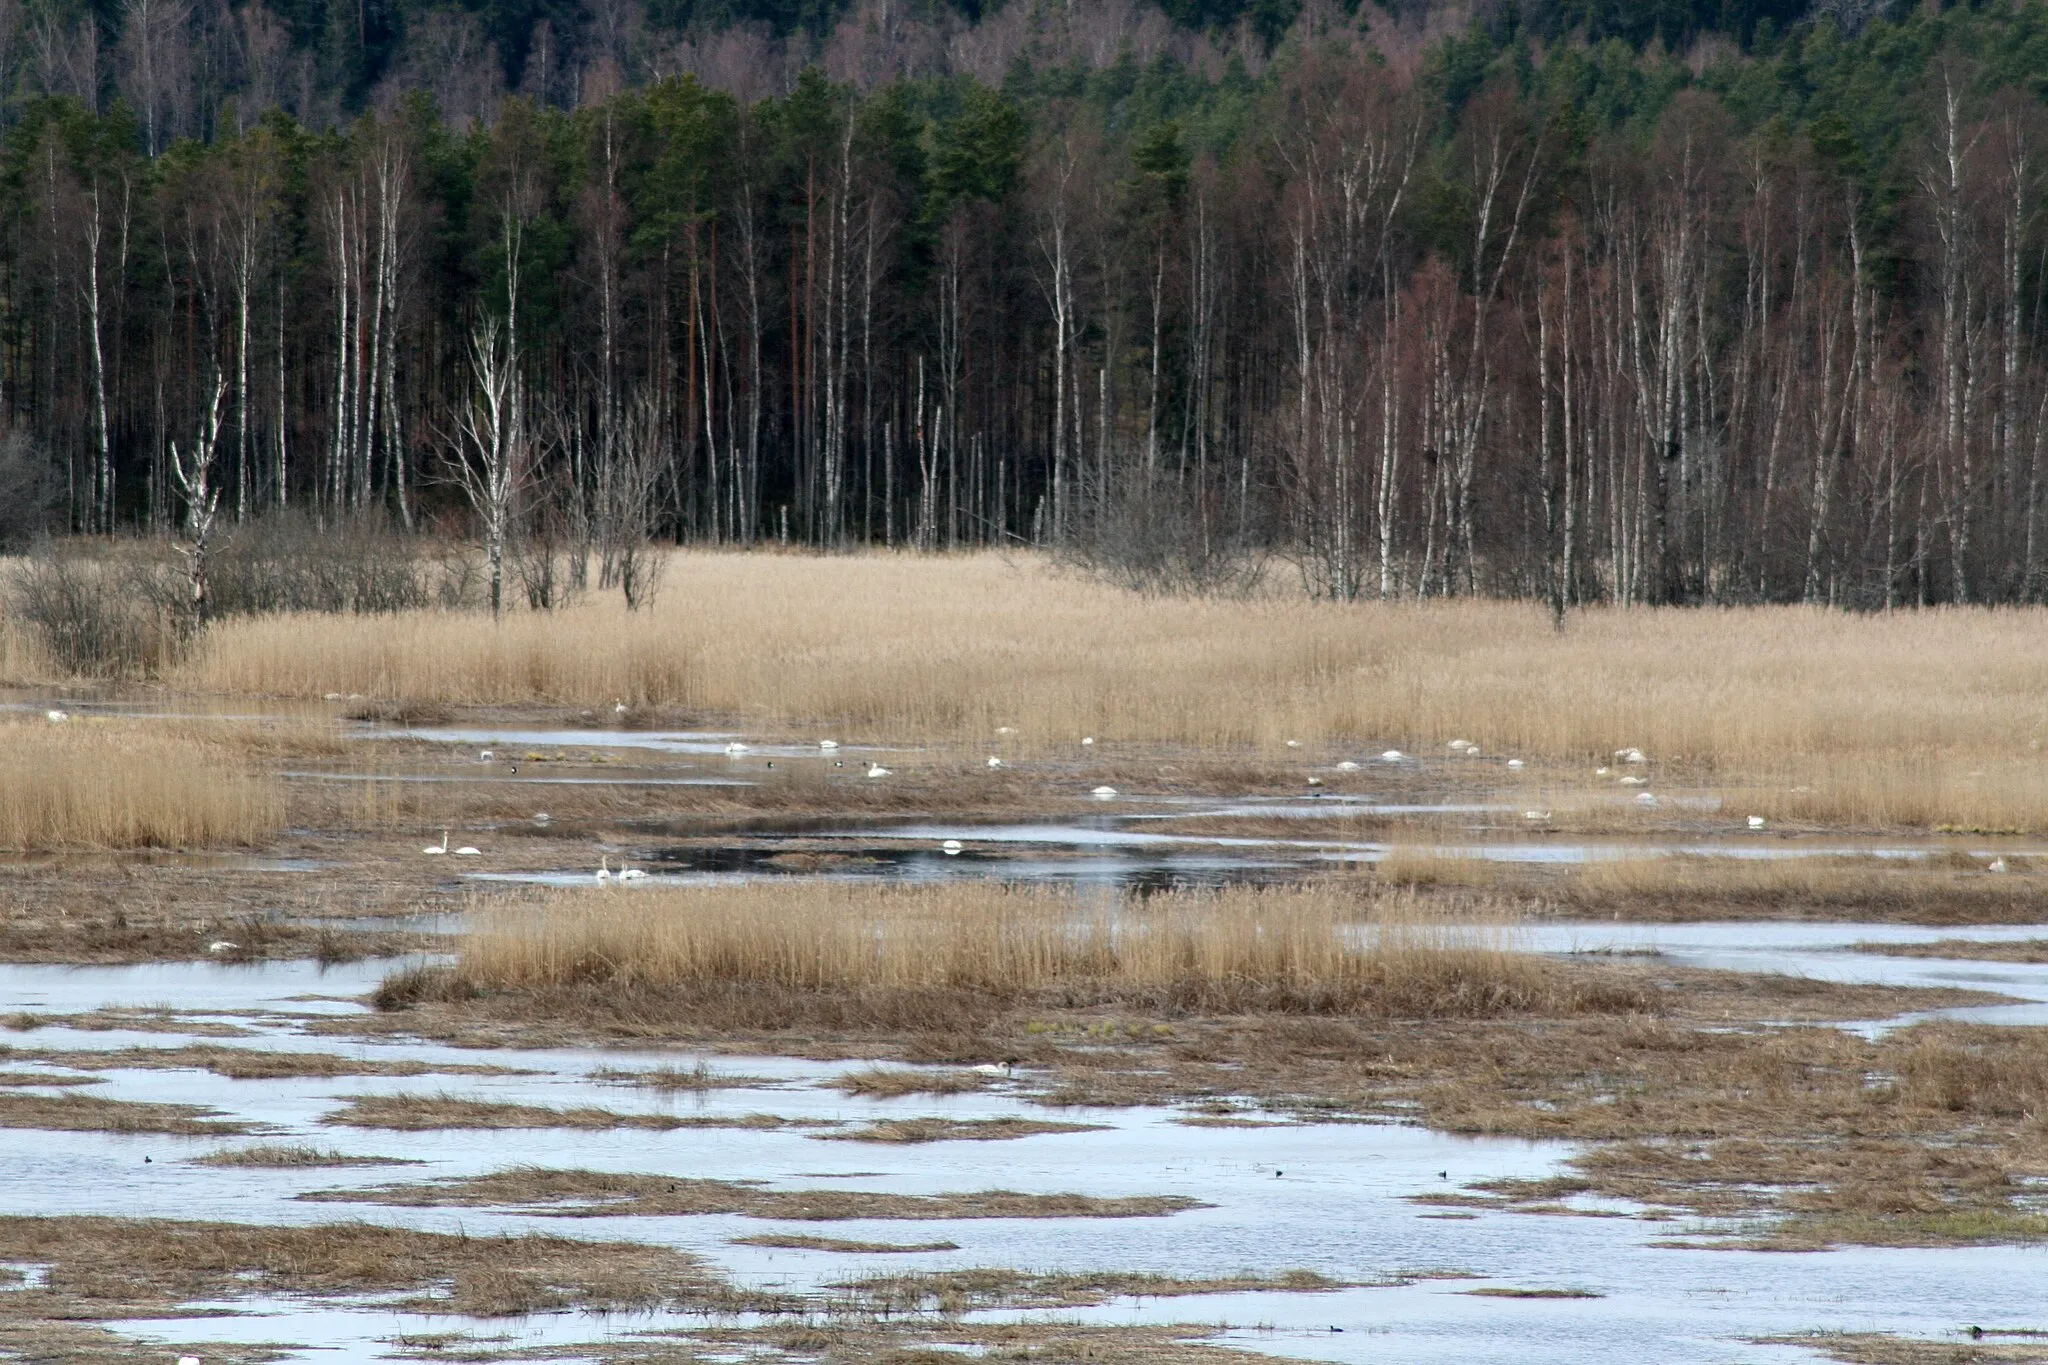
[206,510,469,615]
[6,541,189,677]
[1061,469,1266,596]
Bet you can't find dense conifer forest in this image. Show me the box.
[6,0,2048,606]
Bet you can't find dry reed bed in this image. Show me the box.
[0,719,279,849]
[1375,850,2048,923]
[172,551,2048,827]
[401,881,1599,1022]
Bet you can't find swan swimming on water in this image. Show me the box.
[595,857,613,886]
[866,762,893,778]
[423,830,449,855]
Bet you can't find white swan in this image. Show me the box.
[1747,815,1766,830]
[44,709,67,724]
[941,839,964,855]
[423,830,448,855]
[207,940,238,954]
[819,739,839,750]
[455,844,481,856]
[596,856,613,886]
[1448,739,1471,752]
[619,864,649,882]
[1336,760,1360,771]
[1506,759,1525,769]
[1091,785,1118,798]
[1081,736,1094,746]
[1379,750,1405,762]
[986,756,1003,768]
[866,762,892,778]
[724,742,749,755]
[614,700,630,716]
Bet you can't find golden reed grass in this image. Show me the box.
[0,718,279,848]
[150,549,2048,827]
[423,881,1596,1019]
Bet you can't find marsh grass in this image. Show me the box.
[824,1267,1347,1314]
[302,1166,1205,1221]
[0,718,278,848]
[0,1091,250,1135]
[0,1214,741,1317]
[729,1234,962,1254]
[835,1067,991,1097]
[1373,849,2048,923]
[322,1093,795,1132]
[397,882,1603,1026]
[189,1145,420,1167]
[174,551,2048,827]
[817,1117,1106,1144]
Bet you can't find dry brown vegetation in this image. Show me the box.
[387,882,1622,1031]
[322,1093,797,1132]
[0,1044,516,1080]
[729,1233,961,1254]
[0,1090,251,1135]
[1373,851,2048,925]
[835,1066,994,1097]
[189,1144,419,1167]
[176,553,2048,828]
[818,1117,1106,1143]
[1856,939,2048,962]
[1766,1334,2048,1364]
[0,718,279,849]
[301,1166,1205,1221]
[0,1214,761,1319]
[823,1267,1348,1314]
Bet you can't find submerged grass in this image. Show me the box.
[824,1267,1348,1314]
[728,1233,961,1254]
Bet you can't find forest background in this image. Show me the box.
[0,0,2044,612]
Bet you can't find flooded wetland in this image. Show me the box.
[3,571,2048,1364]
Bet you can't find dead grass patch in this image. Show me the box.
[189,1144,420,1167]
[0,1090,251,1135]
[816,1117,1105,1144]
[1461,1286,1603,1299]
[0,1214,756,1318]
[1759,1332,2048,1364]
[728,1234,961,1254]
[300,1166,1204,1221]
[2,1044,516,1081]
[836,1067,992,1097]
[322,1093,795,1132]
[592,1061,770,1090]
[824,1267,1347,1314]
[0,719,278,849]
[1855,939,2048,962]
[392,882,1628,1031]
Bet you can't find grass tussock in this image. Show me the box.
[175,551,2048,827]
[397,882,1615,1026]
[301,1166,1205,1222]
[0,719,278,849]
[188,1145,420,1167]
[835,1067,992,1098]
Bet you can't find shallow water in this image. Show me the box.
[0,945,2037,1365]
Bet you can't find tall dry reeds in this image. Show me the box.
[424,882,1597,1019]
[166,550,2048,827]
[0,719,280,847]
